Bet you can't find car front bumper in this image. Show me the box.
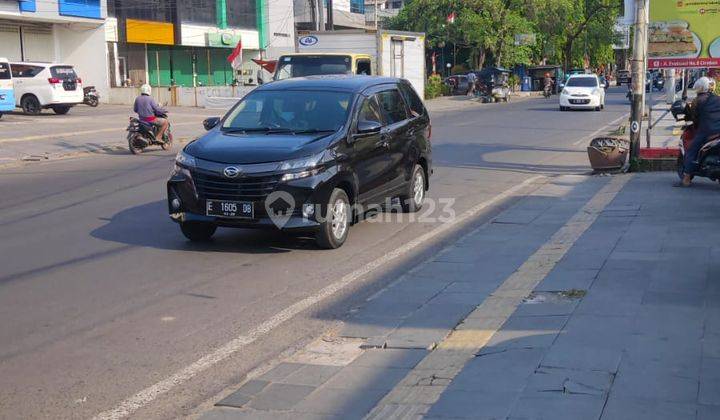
[560,95,601,108]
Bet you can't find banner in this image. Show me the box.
[649,0,720,68]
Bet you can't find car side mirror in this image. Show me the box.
[355,120,382,136]
[203,117,221,131]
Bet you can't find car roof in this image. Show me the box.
[568,73,598,78]
[9,61,73,67]
[258,75,405,92]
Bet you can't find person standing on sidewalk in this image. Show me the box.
[678,77,720,187]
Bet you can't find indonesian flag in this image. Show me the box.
[227,39,243,70]
[447,12,456,24]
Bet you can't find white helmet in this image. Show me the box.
[693,77,712,93]
[140,84,152,95]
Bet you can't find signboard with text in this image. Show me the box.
[648,0,720,68]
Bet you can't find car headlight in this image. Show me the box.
[279,150,333,181]
[592,88,602,96]
[561,88,569,96]
[175,150,196,168]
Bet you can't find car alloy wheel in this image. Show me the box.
[316,188,351,249]
[401,164,426,213]
[21,96,41,115]
[330,198,348,241]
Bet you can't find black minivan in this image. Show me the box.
[167,75,431,248]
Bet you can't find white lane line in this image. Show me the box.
[0,121,202,144]
[92,175,545,420]
[572,113,629,146]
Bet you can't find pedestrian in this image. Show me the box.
[467,71,477,96]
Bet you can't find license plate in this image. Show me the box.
[206,200,254,218]
[570,99,587,104]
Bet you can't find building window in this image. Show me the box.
[351,0,364,14]
[227,0,257,29]
[110,0,172,22]
[179,0,216,25]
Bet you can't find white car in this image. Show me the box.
[10,62,83,115]
[559,74,605,111]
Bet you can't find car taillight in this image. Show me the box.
[48,77,61,84]
[76,78,82,84]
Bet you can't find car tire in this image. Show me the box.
[595,106,601,111]
[0,112,3,119]
[180,222,217,242]
[21,95,41,115]
[316,188,351,249]
[400,164,426,213]
[560,106,566,111]
[52,106,70,115]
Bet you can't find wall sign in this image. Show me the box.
[298,36,319,47]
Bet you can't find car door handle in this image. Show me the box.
[377,134,390,149]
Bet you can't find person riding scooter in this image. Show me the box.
[543,73,554,97]
[677,77,720,187]
[133,84,169,142]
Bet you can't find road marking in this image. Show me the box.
[91,175,545,420]
[572,113,629,146]
[0,121,202,144]
[365,174,632,419]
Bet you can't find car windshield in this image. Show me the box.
[275,55,352,80]
[566,77,598,87]
[222,90,352,133]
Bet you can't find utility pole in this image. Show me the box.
[629,0,648,160]
[317,0,325,31]
[326,0,334,30]
[374,0,379,30]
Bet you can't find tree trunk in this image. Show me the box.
[477,49,486,69]
[563,41,573,71]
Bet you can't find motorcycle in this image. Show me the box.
[126,112,173,154]
[653,76,665,92]
[672,100,720,183]
[83,86,99,107]
[543,83,553,98]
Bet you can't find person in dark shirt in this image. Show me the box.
[133,84,169,142]
[679,77,720,187]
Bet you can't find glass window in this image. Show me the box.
[0,63,10,80]
[227,0,257,29]
[10,64,44,78]
[350,0,365,13]
[50,66,78,80]
[179,0,216,24]
[111,0,171,22]
[356,60,372,75]
[566,77,598,87]
[358,97,382,125]
[398,83,425,117]
[223,90,352,132]
[375,89,408,125]
[275,55,352,80]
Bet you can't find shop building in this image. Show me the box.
[106,0,295,89]
[294,0,367,30]
[0,0,109,96]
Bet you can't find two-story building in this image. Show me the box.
[0,0,109,95]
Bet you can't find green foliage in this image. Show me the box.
[425,74,445,99]
[389,0,620,71]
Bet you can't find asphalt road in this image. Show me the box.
[0,88,628,419]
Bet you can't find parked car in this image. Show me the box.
[617,70,631,86]
[0,57,14,119]
[167,76,432,249]
[9,62,83,115]
[444,75,471,95]
[559,74,605,111]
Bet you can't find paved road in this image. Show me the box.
[0,88,628,419]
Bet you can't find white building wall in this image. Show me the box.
[265,0,295,59]
[54,24,110,100]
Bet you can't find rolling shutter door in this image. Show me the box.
[22,26,54,62]
[0,24,22,61]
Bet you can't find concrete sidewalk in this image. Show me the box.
[200,172,720,420]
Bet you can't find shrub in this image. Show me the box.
[426,74,444,99]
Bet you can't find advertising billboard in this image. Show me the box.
[648,0,720,68]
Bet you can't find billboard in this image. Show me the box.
[648,0,720,68]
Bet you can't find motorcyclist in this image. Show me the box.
[678,77,720,187]
[133,84,169,142]
[543,73,554,96]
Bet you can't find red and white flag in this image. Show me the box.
[227,38,243,70]
[447,12,456,24]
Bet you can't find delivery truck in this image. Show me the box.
[273,29,426,98]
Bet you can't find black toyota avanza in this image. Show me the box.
[167,76,431,248]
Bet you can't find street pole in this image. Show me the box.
[317,0,325,31]
[629,0,648,160]
[374,0,379,30]
[326,0,334,30]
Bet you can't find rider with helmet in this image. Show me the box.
[133,84,169,142]
[678,77,720,187]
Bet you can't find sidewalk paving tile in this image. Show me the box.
[478,315,568,354]
[540,343,623,374]
[246,383,316,410]
[201,407,339,420]
[523,366,613,397]
[278,364,343,387]
[426,389,518,419]
[699,377,720,405]
[320,366,409,391]
[257,362,305,382]
[350,348,427,369]
[698,404,720,420]
[600,397,697,420]
[611,366,698,403]
[535,268,598,291]
[508,393,606,420]
[215,380,270,408]
[294,387,388,417]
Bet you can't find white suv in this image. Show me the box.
[10,62,83,115]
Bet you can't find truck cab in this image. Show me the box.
[273,53,373,81]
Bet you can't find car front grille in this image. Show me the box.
[193,172,280,202]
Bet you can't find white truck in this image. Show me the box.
[274,29,426,99]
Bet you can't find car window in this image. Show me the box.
[566,77,598,87]
[375,89,408,125]
[10,64,44,78]
[0,63,10,80]
[356,60,372,75]
[358,97,382,125]
[51,66,77,80]
[222,90,352,132]
[275,55,352,80]
[398,83,425,118]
